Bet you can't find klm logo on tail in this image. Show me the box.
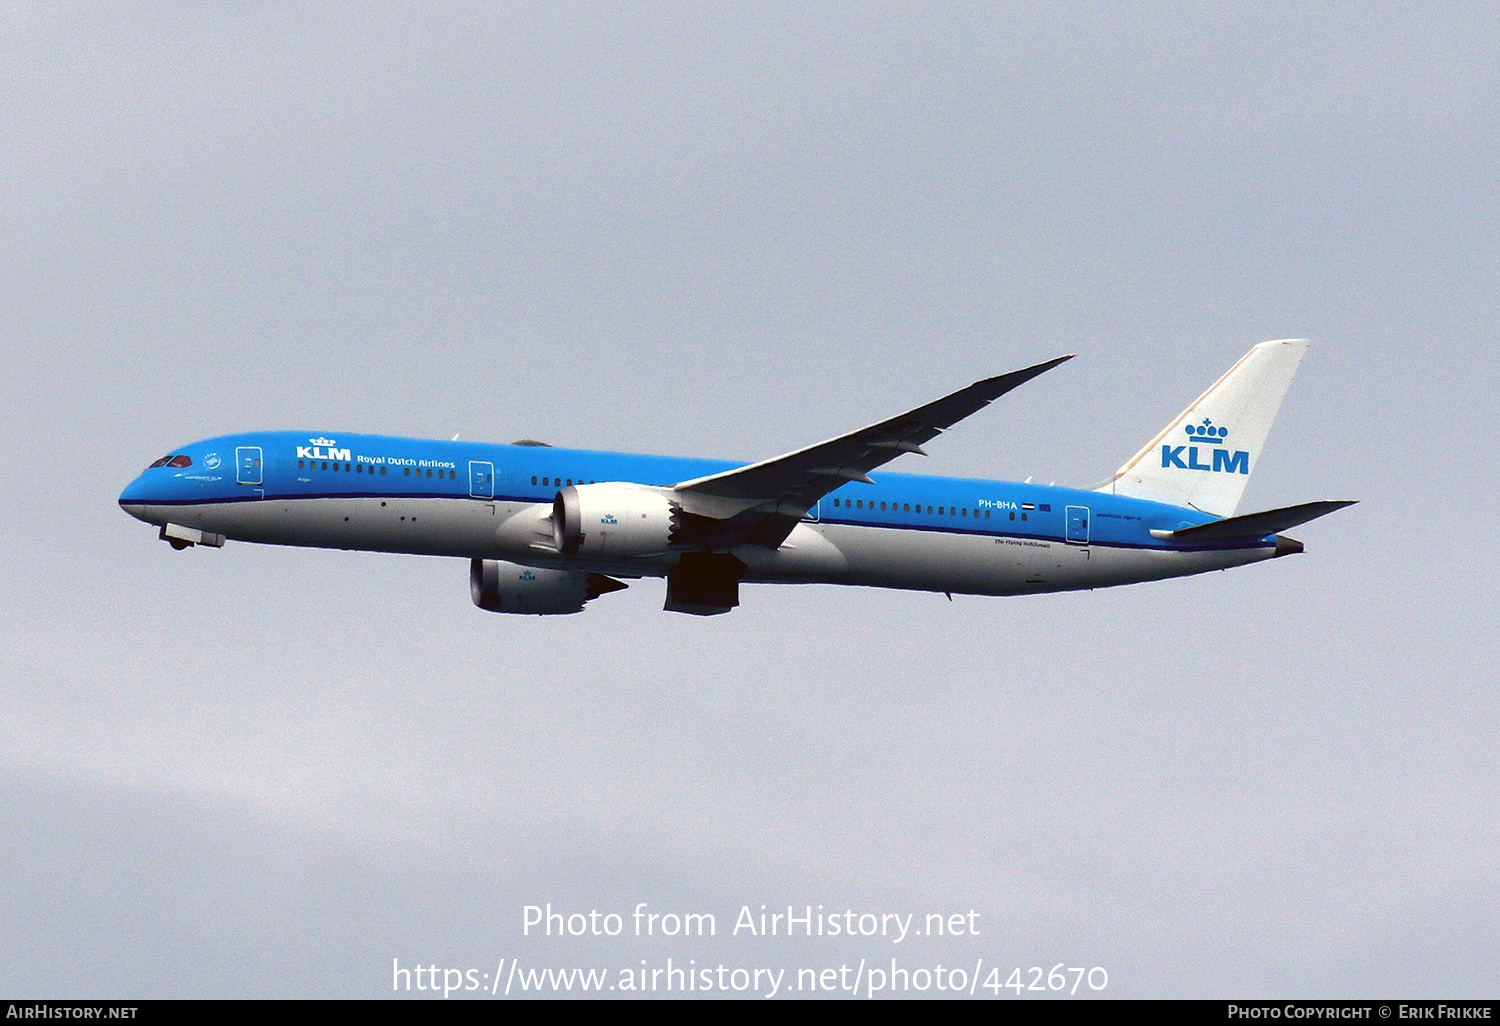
[1161,418,1249,474]
[1101,339,1306,517]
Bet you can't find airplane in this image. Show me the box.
[118,339,1354,616]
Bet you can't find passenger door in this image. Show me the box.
[469,461,495,499]
[1065,505,1090,545]
[236,446,263,486]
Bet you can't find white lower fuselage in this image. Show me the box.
[125,493,1275,598]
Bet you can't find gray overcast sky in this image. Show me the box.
[2,1,1496,998]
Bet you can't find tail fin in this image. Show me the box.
[1097,339,1308,517]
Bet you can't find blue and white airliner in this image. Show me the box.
[119,339,1353,615]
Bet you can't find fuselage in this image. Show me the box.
[118,430,1285,598]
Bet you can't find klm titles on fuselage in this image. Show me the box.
[296,436,350,461]
[294,437,455,470]
[297,444,352,461]
[1161,418,1250,474]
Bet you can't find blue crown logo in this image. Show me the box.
[309,436,337,446]
[1184,418,1228,445]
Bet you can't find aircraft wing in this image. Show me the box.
[670,355,1073,549]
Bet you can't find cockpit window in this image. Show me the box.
[149,454,192,469]
[148,456,172,468]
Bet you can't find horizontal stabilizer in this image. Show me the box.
[1167,500,1357,543]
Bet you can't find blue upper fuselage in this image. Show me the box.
[119,430,1235,551]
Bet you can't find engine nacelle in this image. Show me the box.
[552,483,674,558]
[470,558,625,615]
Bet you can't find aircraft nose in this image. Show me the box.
[119,475,147,504]
[118,475,155,521]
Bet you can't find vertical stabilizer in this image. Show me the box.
[1097,339,1307,517]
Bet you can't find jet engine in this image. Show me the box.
[469,558,626,615]
[552,483,674,558]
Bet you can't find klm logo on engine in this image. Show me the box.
[600,513,619,525]
[296,436,351,462]
[1161,418,1249,474]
